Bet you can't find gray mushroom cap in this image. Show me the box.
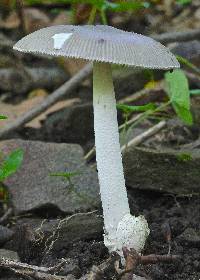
[14,25,179,69]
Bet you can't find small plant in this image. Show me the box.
[117,68,194,146]
[176,153,192,162]
[50,171,80,195]
[0,149,24,202]
[0,115,7,120]
[50,171,95,206]
[0,115,24,202]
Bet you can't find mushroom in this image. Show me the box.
[13,25,179,256]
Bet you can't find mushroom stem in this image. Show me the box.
[93,62,130,237]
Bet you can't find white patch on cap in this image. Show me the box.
[52,33,73,50]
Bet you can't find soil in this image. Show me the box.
[1,189,199,280]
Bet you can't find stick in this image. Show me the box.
[10,268,69,280]
[118,86,163,105]
[121,120,166,153]
[0,207,13,225]
[152,29,200,44]
[120,247,180,280]
[0,258,70,280]
[0,257,65,273]
[85,119,166,161]
[0,63,92,139]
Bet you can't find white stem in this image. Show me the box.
[93,62,150,255]
[93,62,130,237]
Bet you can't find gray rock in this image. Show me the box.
[0,140,100,214]
[113,67,148,100]
[0,226,14,245]
[0,66,68,95]
[178,228,200,247]
[14,212,103,251]
[123,146,200,194]
[0,249,19,261]
[171,40,200,65]
[42,103,94,145]
[0,33,13,49]
[10,211,103,255]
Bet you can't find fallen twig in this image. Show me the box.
[8,268,70,280]
[152,29,200,44]
[181,136,200,150]
[0,207,13,225]
[121,120,167,153]
[119,247,181,280]
[118,85,165,106]
[0,258,64,273]
[85,120,166,161]
[0,63,92,139]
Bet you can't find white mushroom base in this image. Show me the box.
[104,214,150,256]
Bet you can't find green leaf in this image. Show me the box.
[176,0,192,5]
[117,103,157,114]
[190,89,200,95]
[165,69,193,125]
[0,115,7,120]
[0,149,24,181]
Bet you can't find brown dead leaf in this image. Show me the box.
[0,96,80,129]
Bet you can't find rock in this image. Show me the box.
[0,225,14,245]
[0,140,100,214]
[42,103,94,146]
[0,33,13,49]
[113,67,148,100]
[123,146,200,194]
[0,68,30,94]
[24,8,50,33]
[0,249,19,261]
[0,66,68,95]
[25,66,68,91]
[178,228,200,247]
[171,40,200,66]
[11,212,103,252]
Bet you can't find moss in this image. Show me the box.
[176,153,193,162]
